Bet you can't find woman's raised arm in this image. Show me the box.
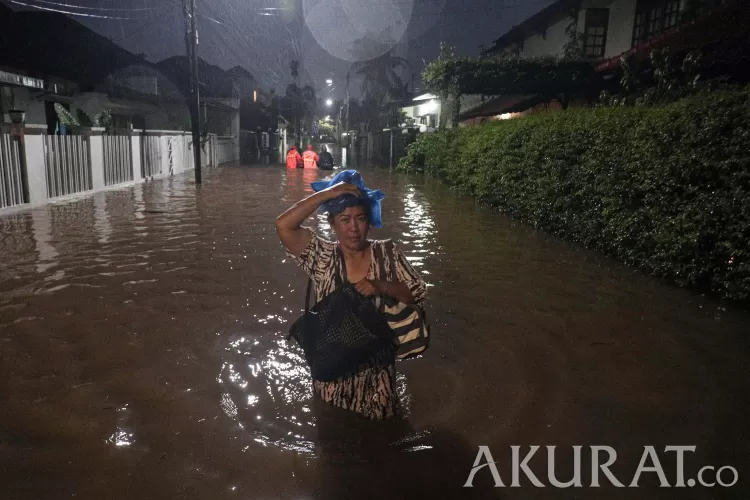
[275,182,360,257]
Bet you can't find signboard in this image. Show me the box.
[0,70,44,90]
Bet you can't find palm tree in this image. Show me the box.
[350,34,410,105]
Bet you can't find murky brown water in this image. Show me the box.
[1,166,749,500]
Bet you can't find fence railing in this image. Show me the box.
[44,134,92,199]
[0,131,28,209]
[103,135,133,186]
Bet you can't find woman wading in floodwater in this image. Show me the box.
[275,170,427,419]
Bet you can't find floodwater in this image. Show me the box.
[1,166,749,500]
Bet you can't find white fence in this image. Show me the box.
[103,134,133,186]
[0,126,239,214]
[0,130,27,209]
[44,134,92,198]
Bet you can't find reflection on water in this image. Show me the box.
[106,406,135,447]
[93,193,112,245]
[0,166,749,499]
[31,207,58,274]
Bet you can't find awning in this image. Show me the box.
[0,69,44,90]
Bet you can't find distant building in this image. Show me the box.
[399,93,440,131]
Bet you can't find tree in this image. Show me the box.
[347,31,412,132]
[281,83,316,145]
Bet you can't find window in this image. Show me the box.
[632,0,682,47]
[583,8,610,58]
[664,0,680,28]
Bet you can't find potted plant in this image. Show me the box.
[8,109,25,124]
[1,88,25,124]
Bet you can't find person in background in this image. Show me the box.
[286,145,302,169]
[318,146,334,170]
[303,144,319,169]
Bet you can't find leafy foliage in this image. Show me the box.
[422,44,598,106]
[399,88,750,303]
[600,48,733,108]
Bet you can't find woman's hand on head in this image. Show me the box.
[323,182,360,200]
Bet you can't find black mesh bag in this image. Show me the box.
[288,275,395,382]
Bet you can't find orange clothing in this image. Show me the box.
[286,150,301,168]
[303,150,319,169]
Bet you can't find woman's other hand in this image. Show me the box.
[353,279,385,297]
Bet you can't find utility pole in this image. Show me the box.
[344,68,350,165]
[184,0,202,183]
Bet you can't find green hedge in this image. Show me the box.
[398,89,750,303]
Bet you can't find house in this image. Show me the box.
[482,0,662,61]
[399,92,509,130]
[471,0,745,121]
[0,3,172,131]
[399,93,441,131]
[155,56,240,137]
[226,66,255,102]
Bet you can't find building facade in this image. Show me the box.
[483,0,689,62]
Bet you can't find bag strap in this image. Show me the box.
[304,277,312,313]
[384,241,397,282]
[384,242,426,320]
[334,245,345,287]
[304,241,320,313]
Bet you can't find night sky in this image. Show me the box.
[8,0,553,99]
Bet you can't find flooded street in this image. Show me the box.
[1,165,749,499]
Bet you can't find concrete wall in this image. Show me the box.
[216,135,239,165]
[521,16,571,58]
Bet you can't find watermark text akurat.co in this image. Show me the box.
[464,445,739,488]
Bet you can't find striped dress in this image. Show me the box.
[286,227,427,420]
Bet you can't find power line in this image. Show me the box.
[8,0,171,19]
[23,0,168,11]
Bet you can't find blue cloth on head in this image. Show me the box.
[310,170,385,228]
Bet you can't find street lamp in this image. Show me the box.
[326,79,333,86]
[325,98,333,107]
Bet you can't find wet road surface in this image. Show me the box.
[1,166,749,499]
